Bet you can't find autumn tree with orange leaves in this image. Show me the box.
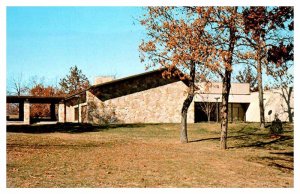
[140,7,217,143]
[140,7,244,149]
[207,7,244,149]
[29,83,64,118]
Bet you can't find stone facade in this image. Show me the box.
[62,69,293,124]
[86,81,194,123]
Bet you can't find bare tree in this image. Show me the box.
[272,73,294,122]
[8,73,28,96]
[198,96,216,122]
[235,65,258,92]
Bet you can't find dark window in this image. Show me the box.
[81,105,87,123]
[74,107,79,121]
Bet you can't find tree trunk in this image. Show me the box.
[220,71,231,149]
[181,94,194,143]
[220,8,236,149]
[282,87,293,123]
[208,111,210,122]
[257,48,265,128]
[287,87,293,123]
[180,61,195,143]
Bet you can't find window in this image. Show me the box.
[74,107,79,121]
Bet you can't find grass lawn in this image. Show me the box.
[6,122,293,188]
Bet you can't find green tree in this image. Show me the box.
[59,65,90,95]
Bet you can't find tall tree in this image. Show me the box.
[140,7,242,149]
[241,6,293,128]
[267,29,294,123]
[139,7,216,143]
[59,65,90,95]
[208,7,241,149]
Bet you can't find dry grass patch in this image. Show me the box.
[7,122,293,187]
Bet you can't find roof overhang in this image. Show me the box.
[7,96,65,104]
[90,71,184,101]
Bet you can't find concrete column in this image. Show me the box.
[24,100,30,124]
[50,103,56,121]
[19,102,24,121]
[58,101,65,123]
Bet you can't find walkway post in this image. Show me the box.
[24,99,30,125]
[58,100,65,123]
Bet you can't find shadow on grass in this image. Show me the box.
[270,151,294,157]
[231,135,293,149]
[190,133,292,150]
[189,124,268,143]
[189,135,248,143]
[189,133,265,143]
[250,152,294,172]
[270,162,293,172]
[6,123,152,134]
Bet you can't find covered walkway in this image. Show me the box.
[6,96,65,125]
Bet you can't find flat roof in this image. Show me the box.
[7,96,65,104]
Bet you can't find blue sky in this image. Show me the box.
[7,6,293,90]
[7,7,146,87]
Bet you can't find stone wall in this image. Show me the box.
[86,81,194,123]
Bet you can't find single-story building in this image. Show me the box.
[6,68,294,124]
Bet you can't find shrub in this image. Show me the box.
[269,114,283,136]
[87,100,118,124]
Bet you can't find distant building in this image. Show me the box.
[6,69,294,124]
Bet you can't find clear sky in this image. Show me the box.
[7,6,146,87]
[7,6,294,90]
